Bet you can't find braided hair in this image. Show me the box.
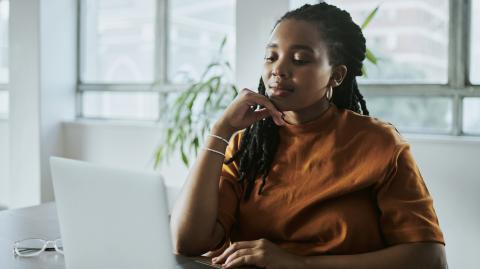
[225,2,369,201]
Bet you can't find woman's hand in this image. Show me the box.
[211,238,304,269]
[214,88,286,136]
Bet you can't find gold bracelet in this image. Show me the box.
[203,147,225,157]
[208,134,229,145]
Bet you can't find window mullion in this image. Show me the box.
[448,0,470,88]
[76,0,83,118]
[155,0,168,121]
[154,0,168,84]
[449,0,471,135]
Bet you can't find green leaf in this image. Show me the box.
[361,66,368,77]
[231,85,239,98]
[203,85,215,114]
[224,61,232,71]
[180,145,189,166]
[193,136,199,156]
[200,62,220,81]
[219,35,227,53]
[214,90,228,109]
[187,90,200,111]
[153,146,164,168]
[166,128,174,145]
[190,136,199,152]
[361,5,380,29]
[365,48,378,65]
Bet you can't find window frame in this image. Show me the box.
[0,0,8,119]
[76,0,480,136]
[0,84,6,118]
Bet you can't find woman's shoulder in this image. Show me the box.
[337,108,408,148]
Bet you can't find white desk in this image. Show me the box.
[0,203,223,269]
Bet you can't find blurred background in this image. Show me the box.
[0,0,479,268]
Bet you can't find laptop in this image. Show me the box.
[50,157,220,269]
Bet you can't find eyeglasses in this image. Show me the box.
[13,238,64,257]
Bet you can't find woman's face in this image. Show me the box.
[262,19,339,112]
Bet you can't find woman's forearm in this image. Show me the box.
[170,123,234,256]
[301,243,447,269]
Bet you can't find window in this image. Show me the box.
[470,0,480,84]
[0,91,7,117]
[0,0,8,118]
[79,0,478,136]
[168,0,235,83]
[368,96,453,133]
[463,98,480,134]
[289,0,320,10]
[79,0,236,120]
[80,0,156,83]
[0,0,7,83]
[321,0,479,135]
[329,0,449,84]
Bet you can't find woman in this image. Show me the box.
[170,3,446,268]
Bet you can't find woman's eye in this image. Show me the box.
[293,59,309,64]
[264,56,274,62]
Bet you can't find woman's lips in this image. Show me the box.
[269,87,293,97]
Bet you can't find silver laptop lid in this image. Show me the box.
[50,157,175,269]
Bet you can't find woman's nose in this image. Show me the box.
[271,60,289,78]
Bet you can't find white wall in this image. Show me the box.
[0,120,8,208]
[407,136,480,269]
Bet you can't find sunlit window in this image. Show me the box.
[0,0,7,84]
[463,98,480,134]
[329,0,449,84]
[367,96,452,133]
[168,0,235,83]
[80,0,156,83]
[470,0,480,84]
[0,0,9,118]
[80,0,236,120]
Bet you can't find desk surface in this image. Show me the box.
[0,203,64,269]
[0,203,219,269]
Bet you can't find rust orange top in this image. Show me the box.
[216,104,444,256]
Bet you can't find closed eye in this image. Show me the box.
[293,59,310,65]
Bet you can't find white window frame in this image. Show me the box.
[76,0,480,136]
[0,85,7,119]
[0,0,8,120]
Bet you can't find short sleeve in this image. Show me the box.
[215,131,244,250]
[376,144,445,246]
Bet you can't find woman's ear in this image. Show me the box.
[330,65,348,87]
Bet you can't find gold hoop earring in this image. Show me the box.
[326,86,333,101]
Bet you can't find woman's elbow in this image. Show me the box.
[431,244,448,269]
[417,243,447,269]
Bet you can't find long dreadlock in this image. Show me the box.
[225,2,369,201]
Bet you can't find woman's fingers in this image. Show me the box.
[224,255,259,268]
[224,248,255,265]
[215,88,286,133]
[212,240,258,264]
[242,90,285,125]
[245,92,281,115]
[252,108,271,122]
